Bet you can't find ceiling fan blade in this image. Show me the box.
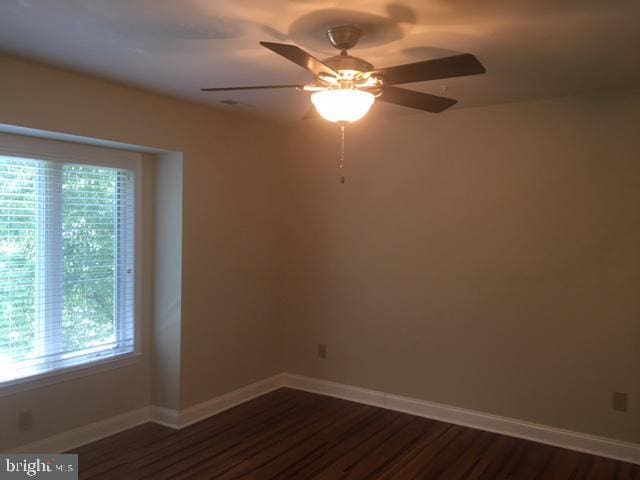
[370,54,485,85]
[259,41,340,79]
[379,86,457,113]
[201,84,302,92]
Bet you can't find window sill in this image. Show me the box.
[0,352,143,397]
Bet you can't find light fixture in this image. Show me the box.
[311,89,375,123]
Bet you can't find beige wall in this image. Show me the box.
[283,91,640,444]
[1,51,638,450]
[0,54,287,449]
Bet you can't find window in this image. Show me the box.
[0,137,137,385]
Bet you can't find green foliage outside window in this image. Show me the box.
[0,160,37,361]
[0,158,119,365]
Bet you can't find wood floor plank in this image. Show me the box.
[527,446,580,480]
[273,409,402,480]
[344,418,434,479]
[81,389,311,479]
[309,414,417,480]
[375,421,455,480]
[408,426,485,479]
[422,430,499,480]
[381,424,468,479]
[229,403,378,480]
[464,434,522,480]
[209,400,366,480]
[70,388,638,480]
[77,387,295,474]
[501,441,556,480]
[134,392,335,479]
[152,395,349,480]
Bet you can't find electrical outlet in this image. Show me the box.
[318,344,327,359]
[18,410,33,431]
[613,392,628,412]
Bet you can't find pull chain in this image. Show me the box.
[338,122,346,184]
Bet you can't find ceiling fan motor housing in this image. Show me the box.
[324,26,375,82]
[323,54,374,74]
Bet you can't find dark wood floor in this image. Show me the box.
[72,388,638,479]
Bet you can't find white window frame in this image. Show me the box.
[0,132,143,395]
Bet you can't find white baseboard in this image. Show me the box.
[281,373,640,465]
[151,374,286,429]
[8,374,286,453]
[148,405,180,429]
[9,372,639,466]
[9,407,150,454]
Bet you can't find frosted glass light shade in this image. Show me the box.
[311,89,375,123]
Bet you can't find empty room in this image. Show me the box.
[0,1,639,478]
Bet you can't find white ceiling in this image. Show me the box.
[1,0,639,122]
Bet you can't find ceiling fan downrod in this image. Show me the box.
[326,25,364,53]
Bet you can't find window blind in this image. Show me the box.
[0,155,135,383]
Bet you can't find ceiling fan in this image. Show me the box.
[202,25,486,123]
